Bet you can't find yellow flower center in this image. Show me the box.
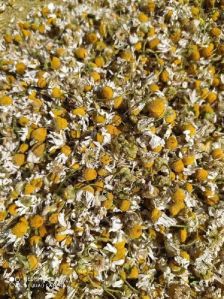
[83,168,97,181]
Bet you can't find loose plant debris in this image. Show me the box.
[0,0,224,298]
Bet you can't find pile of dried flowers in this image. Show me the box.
[0,0,224,298]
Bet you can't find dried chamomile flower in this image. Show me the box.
[31,127,47,142]
[75,47,87,59]
[19,143,29,153]
[101,86,113,100]
[55,117,68,130]
[51,87,63,98]
[12,218,29,237]
[211,148,223,159]
[16,62,26,75]
[182,154,195,166]
[0,95,13,106]
[169,201,185,217]
[151,208,162,223]
[120,199,131,211]
[13,153,26,166]
[166,135,178,150]
[83,168,97,181]
[204,189,220,206]
[148,37,160,49]
[37,77,47,88]
[148,98,167,118]
[172,188,185,202]
[171,159,184,173]
[128,223,143,239]
[51,56,61,70]
[94,56,105,67]
[30,215,44,228]
[179,228,188,243]
[182,123,196,137]
[195,168,208,182]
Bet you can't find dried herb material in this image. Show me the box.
[0,0,224,298]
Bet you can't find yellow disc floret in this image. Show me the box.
[85,32,98,44]
[180,250,190,260]
[61,145,72,156]
[204,189,219,206]
[128,224,143,239]
[114,96,123,109]
[182,123,196,137]
[24,183,36,195]
[148,37,160,49]
[151,208,162,223]
[55,117,68,130]
[18,116,29,126]
[128,266,139,279]
[101,86,113,100]
[0,95,13,106]
[19,143,29,153]
[51,56,61,70]
[172,188,185,203]
[27,255,38,270]
[83,168,97,181]
[179,228,187,243]
[33,143,45,157]
[12,218,29,237]
[211,148,223,159]
[49,213,59,224]
[165,109,176,124]
[52,87,63,98]
[166,135,178,150]
[59,262,73,275]
[120,199,131,212]
[169,201,185,217]
[30,215,44,229]
[138,12,149,23]
[182,155,195,166]
[13,153,25,166]
[195,168,208,181]
[148,98,166,118]
[94,56,105,67]
[211,27,221,37]
[16,62,26,75]
[31,128,47,142]
[112,241,127,261]
[171,159,184,173]
[75,47,87,59]
[37,77,47,88]
[160,70,169,83]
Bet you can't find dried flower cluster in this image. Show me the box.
[0,0,224,298]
